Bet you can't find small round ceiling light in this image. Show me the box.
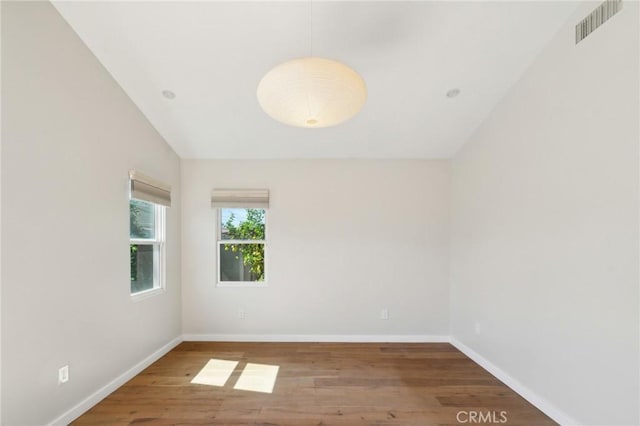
[446,88,461,98]
[257,57,367,128]
[162,90,176,100]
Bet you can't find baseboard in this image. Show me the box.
[450,337,580,426]
[182,334,449,343]
[47,335,183,426]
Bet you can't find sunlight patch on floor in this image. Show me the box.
[233,362,279,393]
[191,359,238,387]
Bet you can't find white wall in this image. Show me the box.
[1,2,181,425]
[450,2,639,425]
[182,160,450,339]
[0,2,4,421]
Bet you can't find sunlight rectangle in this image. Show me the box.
[233,363,279,393]
[191,359,238,387]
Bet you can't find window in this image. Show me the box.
[129,170,171,297]
[130,199,165,295]
[218,208,266,284]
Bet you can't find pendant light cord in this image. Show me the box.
[310,0,313,57]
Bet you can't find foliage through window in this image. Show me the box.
[130,199,165,294]
[218,208,266,283]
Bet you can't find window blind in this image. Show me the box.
[129,171,172,207]
[211,188,269,209]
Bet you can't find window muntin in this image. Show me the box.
[218,208,266,284]
[130,199,165,295]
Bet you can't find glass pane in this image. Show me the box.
[130,199,155,239]
[220,208,265,241]
[130,244,155,293]
[220,243,264,282]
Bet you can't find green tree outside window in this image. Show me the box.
[223,209,265,281]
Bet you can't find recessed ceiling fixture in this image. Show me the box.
[446,88,461,98]
[256,1,366,128]
[162,90,176,100]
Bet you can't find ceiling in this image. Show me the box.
[52,1,580,159]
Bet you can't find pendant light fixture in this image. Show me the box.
[257,1,367,128]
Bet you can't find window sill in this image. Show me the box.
[131,287,165,302]
[216,282,268,288]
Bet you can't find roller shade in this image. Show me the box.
[211,188,269,209]
[129,171,171,207]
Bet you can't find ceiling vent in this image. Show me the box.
[576,0,623,44]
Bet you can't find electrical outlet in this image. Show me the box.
[474,322,481,335]
[58,365,69,384]
[381,308,389,320]
[237,309,245,319]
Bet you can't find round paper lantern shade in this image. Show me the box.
[257,57,367,128]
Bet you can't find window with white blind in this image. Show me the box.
[212,189,269,286]
[129,171,171,297]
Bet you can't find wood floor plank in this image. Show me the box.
[72,342,556,425]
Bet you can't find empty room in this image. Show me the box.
[1,0,638,425]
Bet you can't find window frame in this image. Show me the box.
[130,200,166,300]
[216,208,267,287]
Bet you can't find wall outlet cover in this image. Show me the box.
[58,365,69,384]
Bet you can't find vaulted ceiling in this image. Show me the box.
[53,1,580,159]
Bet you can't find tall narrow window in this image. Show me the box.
[218,208,266,284]
[129,171,171,296]
[130,200,165,294]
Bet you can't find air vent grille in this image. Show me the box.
[576,0,623,44]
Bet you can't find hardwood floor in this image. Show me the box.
[73,342,556,425]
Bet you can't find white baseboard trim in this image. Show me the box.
[48,335,183,426]
[450,337,580,426]
[182,334,449,343]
